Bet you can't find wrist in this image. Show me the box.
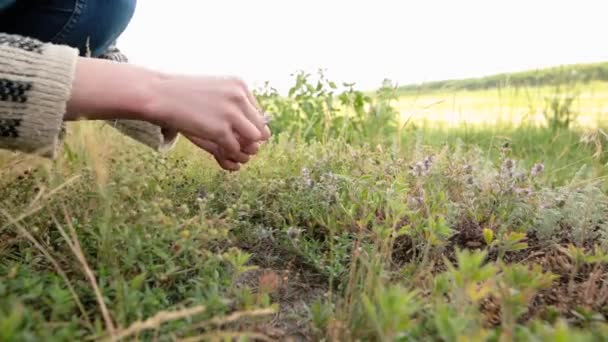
[66,57,168,123]
[136,70,172,125]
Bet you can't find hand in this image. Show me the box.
[187,135,260,171]
[66,58,271,166]
[144,75,270,160]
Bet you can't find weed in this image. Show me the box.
[1,72,608,341]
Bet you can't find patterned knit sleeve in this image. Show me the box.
[0,32,78,158]
[98,44,179,152]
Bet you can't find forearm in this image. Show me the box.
[66,57,164,123]
[65,57,179,151]
[0,30,177,158]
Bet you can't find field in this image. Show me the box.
[1,67,608,341]
[396,82,608,128]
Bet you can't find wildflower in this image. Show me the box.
[255,226,274,240]
[500,159,516,179]
[410,161,425,177]
[262,112,273,124]
[409,196,424,207]
[196,187,207,200]
[410,155,434,177]
[321,171,336,183]
[514,187,533,197]
[301,167,314,188]
[178,204,190,215]
[321,171,338,189]
[531,163,545,177]
[320,171,339,204]
[514,171,526,182]
[286,226,303,239]
[407,191,425,207]
[423,155,434,171]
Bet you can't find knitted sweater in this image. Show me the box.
[0,32,178,159]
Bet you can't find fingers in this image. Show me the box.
[217,130,242,158]
[189,134,258,161]
[230,107,263,143]
[262,125,271,141]
[242,142,260,155]
[186,135,250,171]
[245,92,271,141]
[245,87,261,110]
[242,94,266,131]
[213,156,240,171]
[233,79,271,141]
[190,135,250,162]
[234,132,261,155]
[186,135,220,157]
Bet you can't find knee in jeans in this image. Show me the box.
[82,0,137,56]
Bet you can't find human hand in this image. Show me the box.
[143,75,270,160]
[186,135,260,171]
[66,59,270,168]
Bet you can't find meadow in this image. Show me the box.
[1,65,608,341]
[396,82,608,128]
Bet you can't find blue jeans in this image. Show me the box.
[0,0,136,57]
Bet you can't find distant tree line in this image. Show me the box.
[397,61,608,93]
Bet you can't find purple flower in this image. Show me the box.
[301,168,314,188]
[502,159,515,171]
[531,163,545,177]
[514,187,533,196]
[411,162,425,177]
[410,156,434,177]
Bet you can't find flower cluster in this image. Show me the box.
[531,163,544,177]
[301,167,314,188]
[410,155,435,177]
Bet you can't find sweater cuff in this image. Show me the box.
[104,119,179,152]
[0,40,78,158]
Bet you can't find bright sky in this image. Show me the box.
[118,0,608,94]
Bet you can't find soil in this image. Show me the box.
[233,240,329,341]
[228,215,608,340]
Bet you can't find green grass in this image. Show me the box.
[402,123,607,186]
[2,72,608,341]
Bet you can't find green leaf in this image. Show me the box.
[483,228,494,245]
[511,242,528,251]
[130,272,147,291]
[506,231,527,242]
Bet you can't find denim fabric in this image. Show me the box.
[0,0,16,11]
[0,0,136,57]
